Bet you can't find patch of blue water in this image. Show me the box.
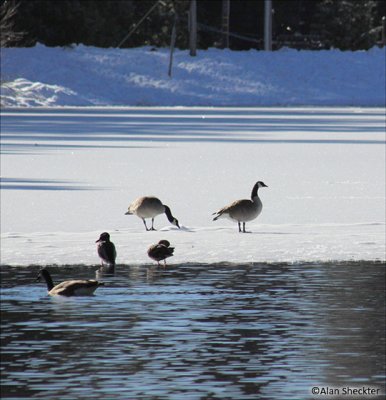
[1,262,385,400]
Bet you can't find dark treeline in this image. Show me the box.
[3,0,385,50]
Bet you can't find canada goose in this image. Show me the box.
[125,196,180,231]
[212,181,268,233]
[96,232,117,267]
[147,239,175,266]
[37,268,104,296]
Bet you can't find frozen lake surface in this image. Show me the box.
[1,107,385,265]
[1,262,385,399]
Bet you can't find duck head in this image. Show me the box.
[96,232,110,243]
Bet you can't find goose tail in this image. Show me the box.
[212,212,222,221]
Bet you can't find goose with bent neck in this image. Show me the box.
[212,181,268,233]
[125,196,180,231]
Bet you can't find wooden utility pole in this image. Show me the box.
[264,0,272,50]
[189,0,197,56]
[221,0,230,48]
[168,13,177,77]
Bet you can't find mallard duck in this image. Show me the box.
[37,268,104,296]
[147,239,175,266]
[212,181,268,233]
[125,196,180,231]
[96,232,116,267]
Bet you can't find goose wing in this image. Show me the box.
[213,199,251,219]
[50,280,103,296]
[128,196,162,212]
[126,197,143,214]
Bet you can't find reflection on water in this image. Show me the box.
[1,262,385,399]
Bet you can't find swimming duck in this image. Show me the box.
[147,239,175,266]
[37,268,104,296]
[125,196,180,231]
[96,232,117,267]
[212,181,268,233]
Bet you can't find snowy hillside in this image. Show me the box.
[1,44,385,107]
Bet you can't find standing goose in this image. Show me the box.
[125,196,180,231]
[212,181,268,233]
[96,232,117,267]
[147,240,175,266]
[37,268,104,296]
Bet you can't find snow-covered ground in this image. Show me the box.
[1,44,385,107]
[1,107,385,266]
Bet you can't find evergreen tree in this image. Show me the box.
[312,0,382,49]
[5,0,385,50]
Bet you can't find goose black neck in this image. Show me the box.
[251,183,260,199]
[164,205,174,223]
[41,270,55,290]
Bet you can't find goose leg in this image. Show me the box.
[238,222,242,233]
[143,219,150,231]
[150,218,156,231]
[243,222,246,233]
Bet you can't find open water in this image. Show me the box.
[1,262,385,399]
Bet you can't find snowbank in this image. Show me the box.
[1,44,385,107]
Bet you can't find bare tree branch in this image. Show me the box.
[1,0,24,47]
